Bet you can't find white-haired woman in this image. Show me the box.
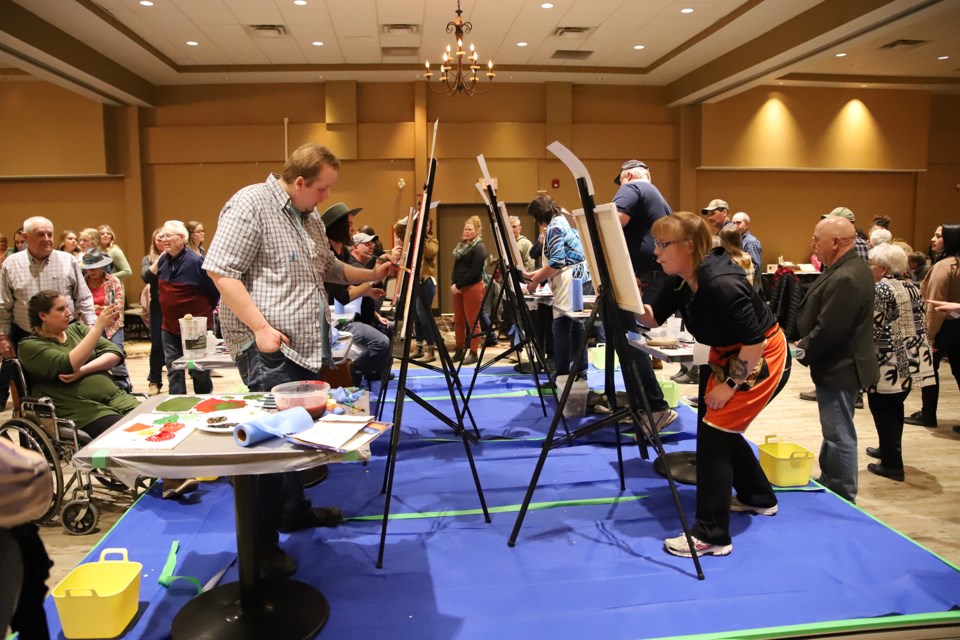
[864,243,935,481]
[154,220,220,395]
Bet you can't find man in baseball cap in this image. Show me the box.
[821,206,869,259]
[822,206,855,223]
[700,199,733,234]
[613,160,649,186]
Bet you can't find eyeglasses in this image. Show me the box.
[653,239,683,250]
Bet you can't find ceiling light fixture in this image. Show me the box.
[633,44,645,50]
[294,0,307,5]
[424,1,494,96]
[835,52,847,57]
[937,55,949,60]
[517,42,528,47]
[680,8,694,14]
[139,1,154,6]
[186,40,199,46]
[541,3,554,8]
[312,41,324,46]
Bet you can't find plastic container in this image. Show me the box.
[658,379,680,408]
[590,343,619,370]
[555,375,587,418]
[52,548,142,639]
[271,380,331,419]
[178,315,207,358]
[759,435,814,487]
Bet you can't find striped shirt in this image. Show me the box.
[203,173,337,372]
[0,249,96,335]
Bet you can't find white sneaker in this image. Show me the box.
[730,495,778,516]
[664,533,732,558]
[641,408,679,433]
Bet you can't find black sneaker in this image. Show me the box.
[278,506,343,533]
[867,462,904,482]
[865,447,881,460]
[903,411,936,427]
[259,546,297,579]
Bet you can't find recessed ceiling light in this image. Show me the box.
[680,8,694,14]
[937,55,949,60]
[318,75,324,80]
[139,0,154,6]
[633,44,645,50]
[540,2,554,8]
[294,0,307,5]
[311,41,324,46]
[517,42,528,47]
[186,40,199,46]
[835,52,847,57]
[860,84,867,88]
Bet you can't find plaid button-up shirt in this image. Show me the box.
[203,174,338,372]
[0,249,96,335]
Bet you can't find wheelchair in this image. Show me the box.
[0,358,149,535]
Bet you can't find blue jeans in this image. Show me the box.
[414,278,437,346]
[161,330,212,395]
[235,344,321,550]
[344,321,390,381]
[107,327,131,390]
[815,384,858,503]
[552,315,586,376]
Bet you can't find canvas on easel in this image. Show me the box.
[570,202,643,314]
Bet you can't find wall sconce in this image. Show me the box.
[397,178,406,191]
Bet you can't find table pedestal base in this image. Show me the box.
[171,578,328,640]
[654,452,697,486]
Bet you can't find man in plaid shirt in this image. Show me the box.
[204,143,393,578]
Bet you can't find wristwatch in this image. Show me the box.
[724,377,739,390]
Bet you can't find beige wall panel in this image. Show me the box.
[358,123,416,159]
[928,131,960,165]
[358,83,415,123]
[923,164,960,239]
[696,170,917,266]
[0,82,106,176]
[433,159,538,204]
[426,84,545,122]
[572,85,675,124]
[287,124,356,159]
[144,125,286,165]
[0,177,126,246]
[434,123,546,159]
[702,86,929,171]
[328,160,417,237]
[150,84,326,127]
[929,95,960,132]
[545,82,572,123]
[544,123,572,150]
[571,124,679,160]
[326,81,357,124]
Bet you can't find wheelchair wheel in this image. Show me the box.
[61,499,99,535]
[0,419,65,523]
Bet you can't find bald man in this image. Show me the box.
[795,215,879,503]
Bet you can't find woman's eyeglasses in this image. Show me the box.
[653,239,682,250]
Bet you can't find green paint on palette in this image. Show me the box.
[153,414,178,424]
[156,396,202,412]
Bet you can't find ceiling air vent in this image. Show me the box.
[551,49,593,61]
[245,24,288,38]
[382,24,420,35]
[552,26,593,39]
[879,39,927,49]
[382,47,420,57]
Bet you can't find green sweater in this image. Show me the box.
[18,324,140,430]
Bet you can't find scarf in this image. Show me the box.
[452,238,480,260]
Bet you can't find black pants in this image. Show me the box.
[0,324,30,407]
[918,319,960,423]
[8,524,52,640]
[867,389,909,469]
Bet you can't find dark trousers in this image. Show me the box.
[919,319,960,423]
[8,524,52,640]
[867,389,909,469]
[235,345,318,550]
[620,310,667,412]
[148,300,165,387]
[552,315,586,376]
[413,278,437,346]
[161,330,213,395]
[0,324,29,407]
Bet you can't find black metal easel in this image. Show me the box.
[373,157,490,568]
[506,147,705,579]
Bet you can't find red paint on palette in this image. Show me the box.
[146,430,176,442]
[194,398,246,413]
[160,422,186,433]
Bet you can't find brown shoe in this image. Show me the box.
[462,351,478,366]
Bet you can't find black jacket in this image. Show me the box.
[769,267,802,341]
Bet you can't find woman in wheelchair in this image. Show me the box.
[17,290,139,438]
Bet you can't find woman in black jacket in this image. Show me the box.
[450,215,487,365]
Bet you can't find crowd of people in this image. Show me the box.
[0,144,957,636]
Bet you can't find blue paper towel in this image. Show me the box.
[570,277,583,311]
[234,407,314,447]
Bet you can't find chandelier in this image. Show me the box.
[424,1,494,96]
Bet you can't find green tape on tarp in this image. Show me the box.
[347,494,647,522]
[90,449,111,470]
[157,540,202,595]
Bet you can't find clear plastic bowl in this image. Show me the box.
[270,380,330,419]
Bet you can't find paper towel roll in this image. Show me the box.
[234,407,314,448]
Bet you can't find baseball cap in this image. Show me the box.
[821,206,855,223]
[613,160,649,185]
[352,232,378,244]
[700,199,729,214]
